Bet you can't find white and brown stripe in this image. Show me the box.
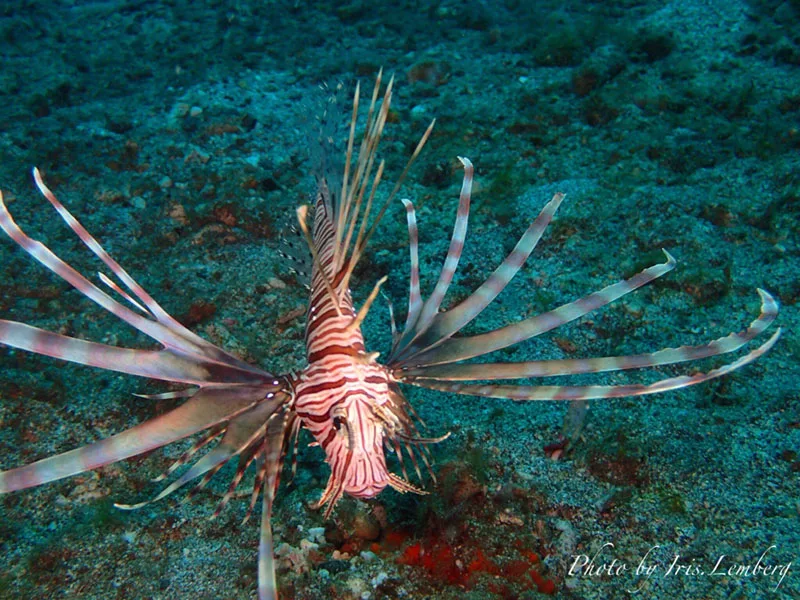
[291,180,418,515]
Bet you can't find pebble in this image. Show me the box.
[307,526,326,544]
[346,577,366,595]
[299,539,319,551]
[268,277,287,289]
[410,104,428,121]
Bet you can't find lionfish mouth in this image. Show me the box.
[308,388,450,518]
[378,387,452,490]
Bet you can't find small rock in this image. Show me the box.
[351,505,381,541]
[318,559,350,574]
[307,527,326,544]
[410,104,428,121]
[299,539,319,552]
[346,577,366,595]
[268,277,287,290]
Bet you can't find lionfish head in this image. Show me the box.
[303,361,448,519]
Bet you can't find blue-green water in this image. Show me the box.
[0,1,797,598]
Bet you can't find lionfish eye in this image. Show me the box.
[333,416,344,430]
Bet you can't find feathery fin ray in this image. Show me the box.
[385,156,778,409]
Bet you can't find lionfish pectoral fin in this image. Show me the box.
[97,271,149,314]
[398,199,422,340]
[393,192,566,362]
[397,288,779,381]
[394,250,676,369]
[114,390,289,510]
[29,169,229,357]
[0,175,265,380]
[0,384,279,494]
[387,472,429,495]
[258,483,278,600]
[0,170,295,505]
[257,406,293,600]
[0,320,230,384]
[391,157,474,356]
[406,328,780,401]
[133,389,197,401]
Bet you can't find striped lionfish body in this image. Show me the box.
[0,72,780,600]
[292,179,431,513]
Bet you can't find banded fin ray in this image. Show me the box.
[390,186,565,363]
[258,406,295,600]
[0,175,267,380]
[0,320,258,384]
[387,157,779,406]
[31,168,241,364]
[395,250,677,368]
[115,390,289,510]
[391,157,474,355]
[398,289,778,380]
[0,384,280,494]
[0,172,294,600]
[408,330,779,401]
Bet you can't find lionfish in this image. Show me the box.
[0,72,780,599]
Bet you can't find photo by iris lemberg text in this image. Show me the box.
[568,542,791,592]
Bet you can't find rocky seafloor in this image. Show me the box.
[0,1,797,599]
